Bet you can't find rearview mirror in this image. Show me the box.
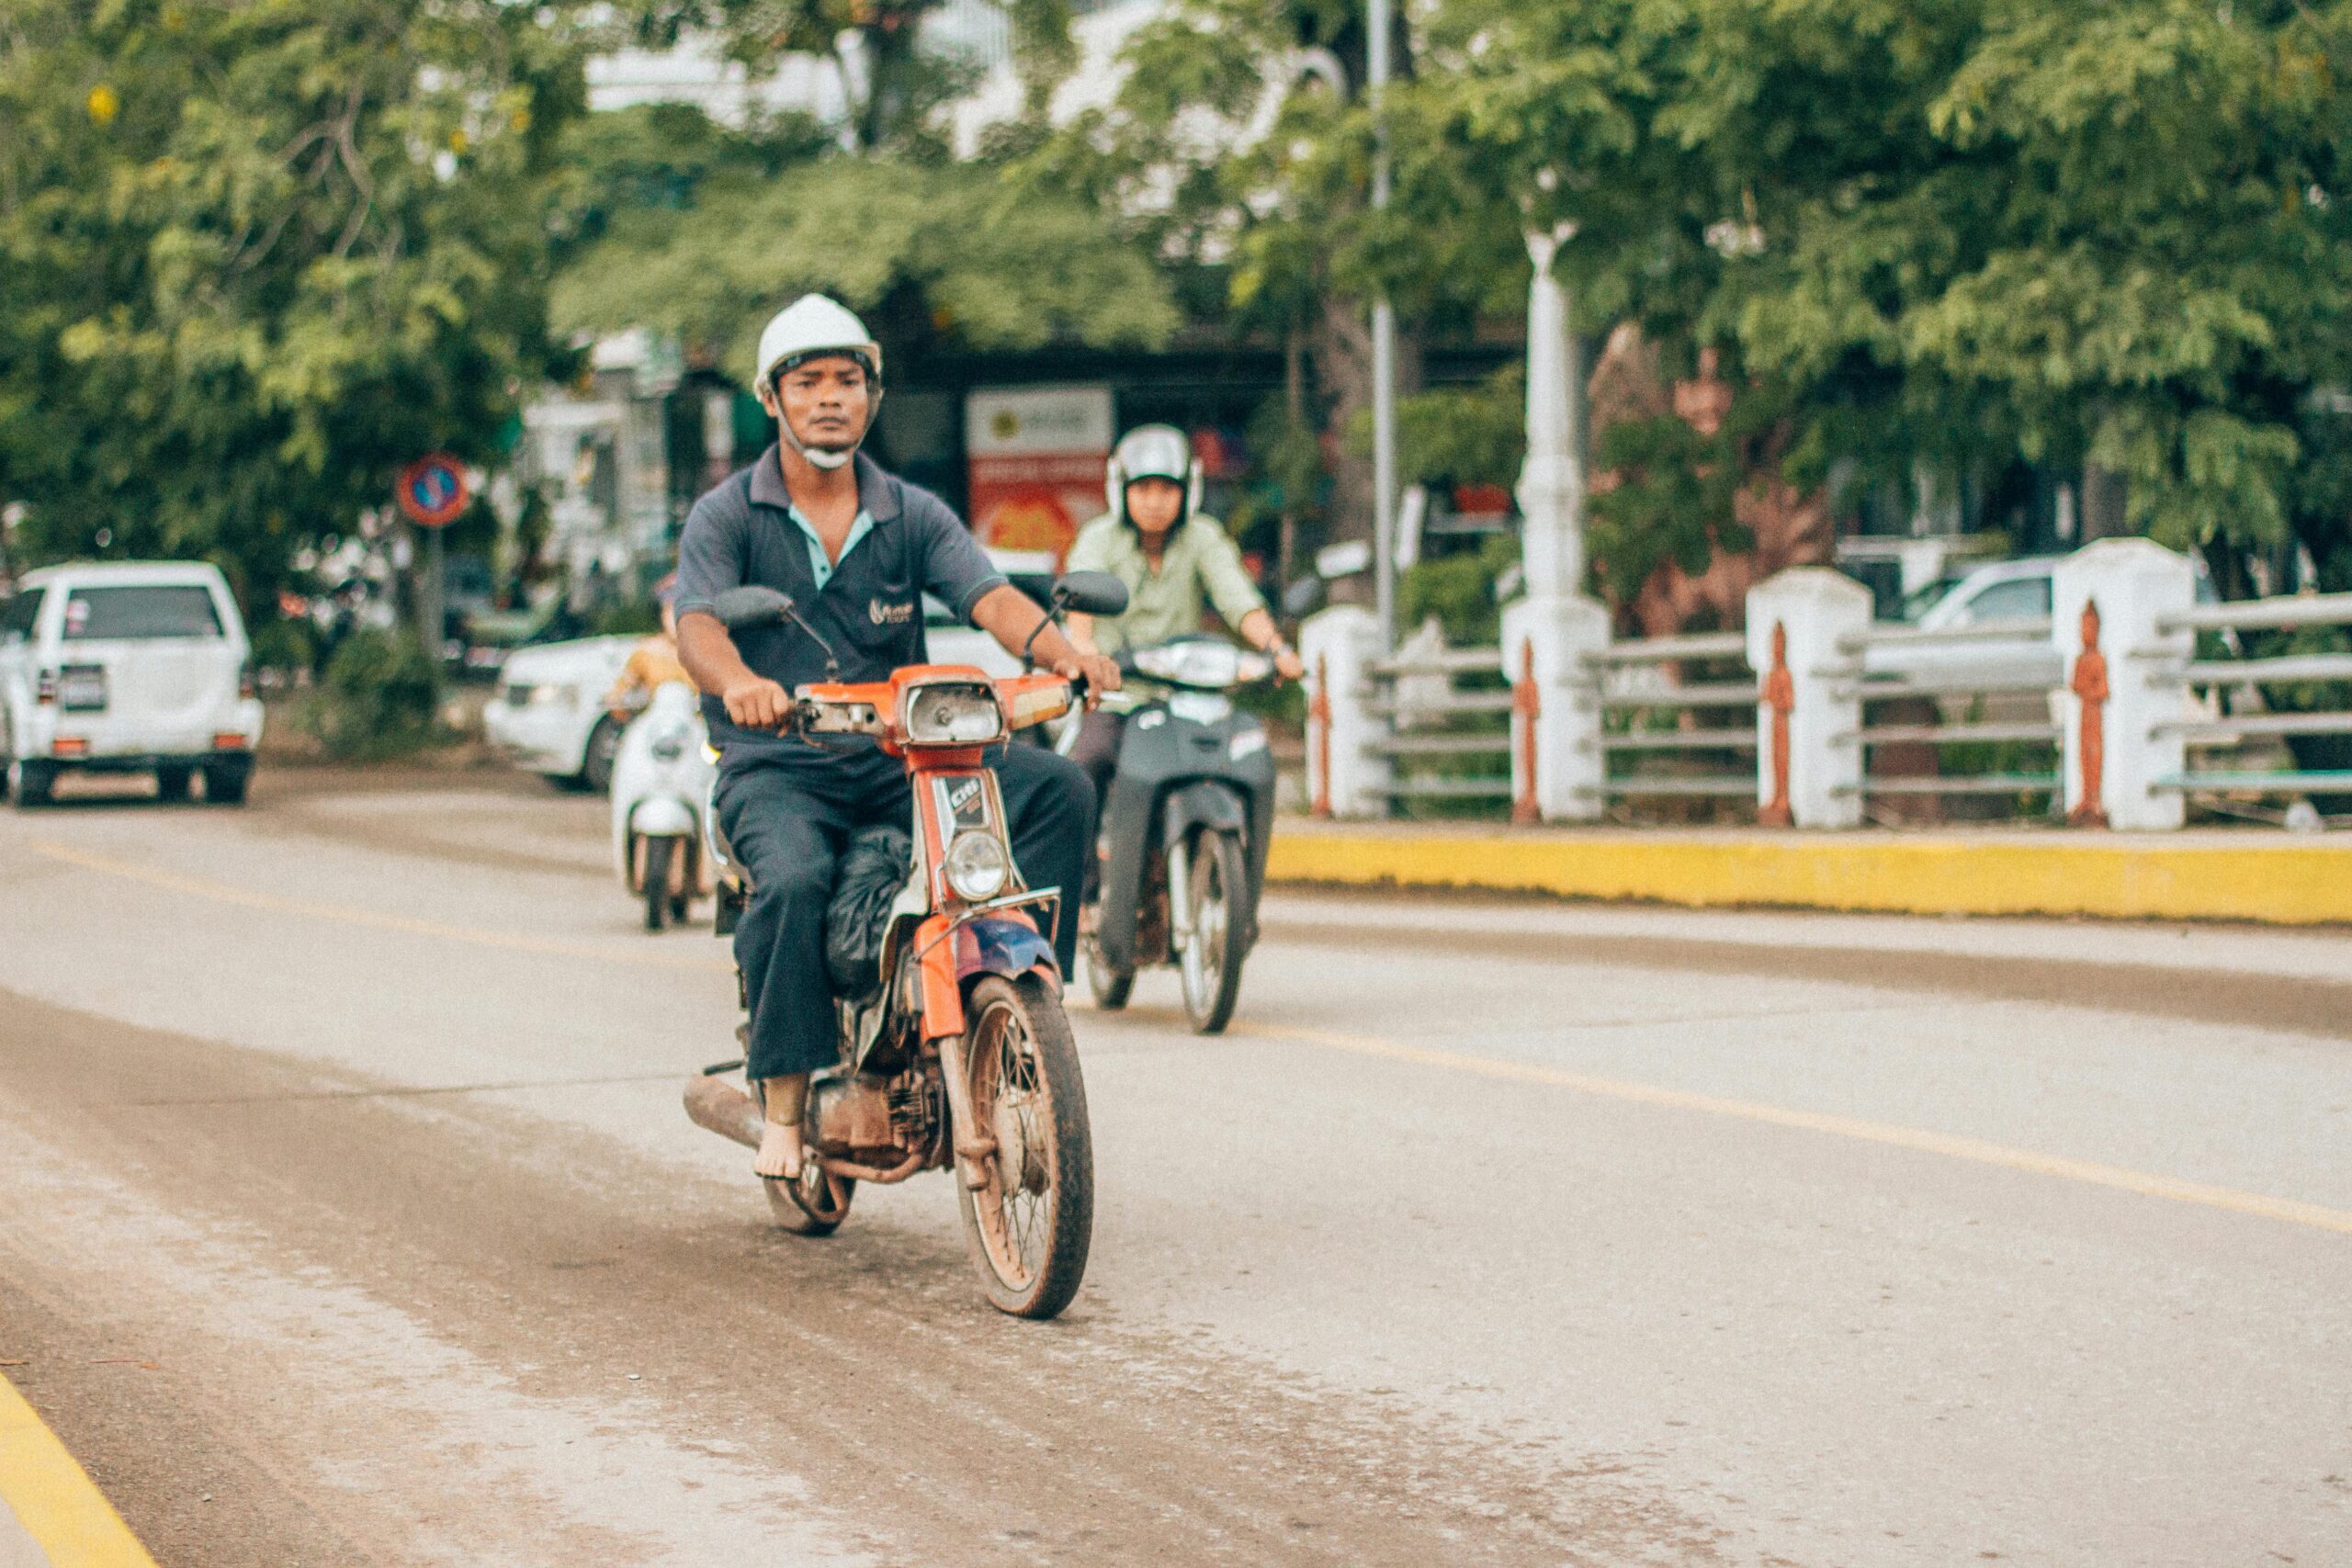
[708,585,795,630]
[1053,570,1130,619]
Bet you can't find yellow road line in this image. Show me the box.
[32,840,732,975]
[0,1372,158,1567]
[40,837,2349,1236]
[1267,832,2352,926]
[1238,1020,2352,1237]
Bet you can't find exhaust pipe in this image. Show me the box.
[684,1074,764,1150]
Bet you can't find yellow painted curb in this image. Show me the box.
[0,1372,157,1567]
[1266,832,2352,925]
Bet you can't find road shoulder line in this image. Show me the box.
[0,1372,158,1568]
[1267,830,2352,925]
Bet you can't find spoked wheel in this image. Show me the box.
[1084,928,1133,1010]
[956,974,1092,1319]
[764,1162,854,1235]
[642,836,674,931]
[1177,830,1246,1034]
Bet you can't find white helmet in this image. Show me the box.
[1105,423,1203,525]
[753,295,883,470]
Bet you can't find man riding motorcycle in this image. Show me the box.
[673,295,1118,1186]
[1063,423,1304,803]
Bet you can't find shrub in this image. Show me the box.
[298,628,442,759]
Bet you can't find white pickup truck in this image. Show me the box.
[0,561,265,807]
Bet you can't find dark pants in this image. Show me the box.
[715,743,1094,1082]
[1069,708,1127,807]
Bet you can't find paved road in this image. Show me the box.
[1,771,2346,1566]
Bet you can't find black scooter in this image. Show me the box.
[1072,635,1277,1033]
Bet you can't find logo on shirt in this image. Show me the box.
[868,597,914,626]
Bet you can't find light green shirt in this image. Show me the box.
[1064,513,1266,655]
[787,503,876,591]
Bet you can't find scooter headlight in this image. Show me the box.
[903,681,1005,745]
[944,830,1011,901]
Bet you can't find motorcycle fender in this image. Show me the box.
[955,916,1058,992]
[1159,779,1248,840]
[628,795,696,837]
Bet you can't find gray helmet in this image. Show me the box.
[1104,423,1203,526]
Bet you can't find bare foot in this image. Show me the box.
[752,1120,804,1181]
[750,1072,809,1180]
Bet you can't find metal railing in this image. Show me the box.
[1587,631,1756,804]
[1829,619,2062,807]
[1363,643,1511,803]
[2151,592,2352,797]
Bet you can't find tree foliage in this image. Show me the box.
[552,150,1181,379]
[1408,0,2352,588]
[0,0,594,607]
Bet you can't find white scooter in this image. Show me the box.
[609,681,716,931]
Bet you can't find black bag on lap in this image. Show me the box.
[825,824,911,999]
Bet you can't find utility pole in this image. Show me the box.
[1368,0,1397,651]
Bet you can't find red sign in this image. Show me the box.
[966,387,1113,567]
[397,454,469,528]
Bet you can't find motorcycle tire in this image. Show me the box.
[642,835,673,931]
[1084,931,1133,1010]
[1178,829,1247,1035]
[766,1163,854,1235]
[956,974,1092,1319]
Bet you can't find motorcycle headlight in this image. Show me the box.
[944,830,1011,901]
[528,682,576,708]
[1132,641,1242,688]
[903,681,1004,745]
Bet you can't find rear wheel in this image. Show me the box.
[956,974,1092,1319]
[204,761,250,806]
[1177,830,1247,1034]
[764,1162,854,1235]
[641,835,673,931]
[154,765,193,802]
[8,759,56,808]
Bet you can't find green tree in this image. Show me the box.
[1410,0,2352,594]
[0,0,595,619]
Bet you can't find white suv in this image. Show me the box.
[0,561,265,807]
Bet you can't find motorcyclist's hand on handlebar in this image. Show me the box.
[1054,651,1122,707]
[1272,646,1306,682]
[721,675,794,730]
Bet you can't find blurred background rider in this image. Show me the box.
[1062,423,1304,806]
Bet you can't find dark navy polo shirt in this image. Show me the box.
[673,446,1008,766]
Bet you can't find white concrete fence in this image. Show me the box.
[1304,540,2352,829]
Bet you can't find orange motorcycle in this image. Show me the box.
[684,573,1128,1319]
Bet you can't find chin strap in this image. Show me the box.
[779,386,883,472]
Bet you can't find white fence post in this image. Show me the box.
[1499,593,1608,822]
[1301,604,1391,818]
[1746,569,1871,829]
[2051,539,2194,830]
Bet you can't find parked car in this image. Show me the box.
[1864,555,2067,696]
[454,596,590,682]
[482,635,639,792]
[484,551,1061,795]
[0,561,265,807]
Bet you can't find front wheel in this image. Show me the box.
[956,974,1092,1319]
[641,835,674,931]
[578,716,622,795]
[1084,929,1133,1010]
[1177,829,1247,1034]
